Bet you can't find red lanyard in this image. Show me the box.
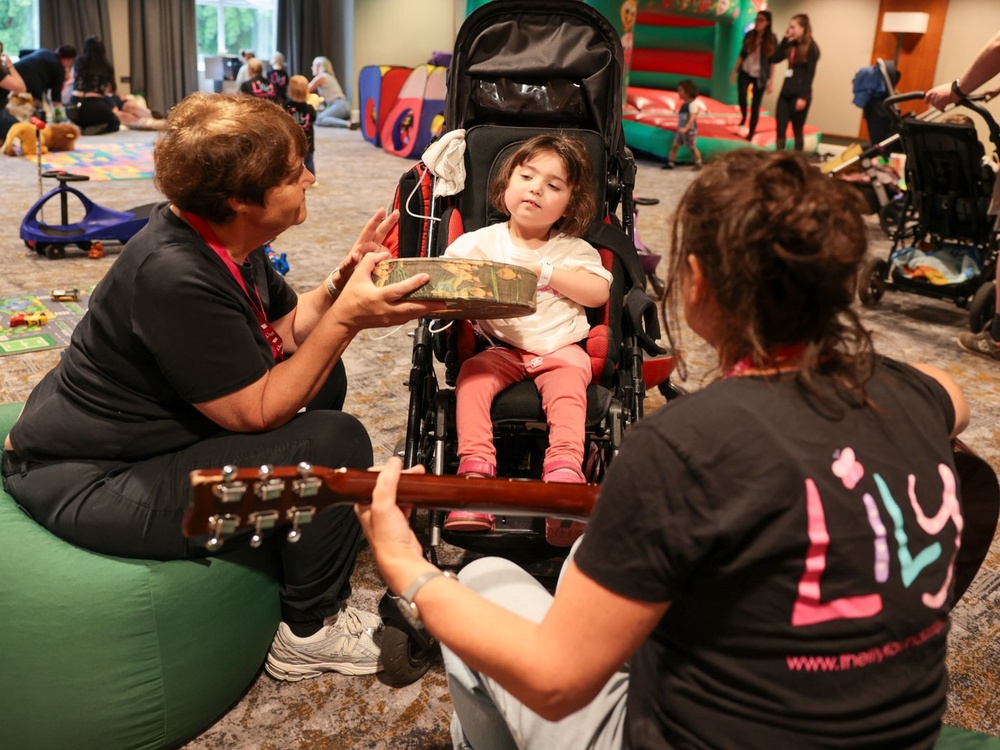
[183,211,284,363]
[726,343,807,378]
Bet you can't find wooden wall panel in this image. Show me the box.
[861,0,949,139]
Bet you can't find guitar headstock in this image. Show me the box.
[185,462,339,550]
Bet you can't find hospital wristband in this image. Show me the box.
[537,260,554,288]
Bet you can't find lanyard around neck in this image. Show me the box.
[182,210,284,362]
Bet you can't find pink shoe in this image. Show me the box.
[445,461,497,532]
[542,462,587,546]
[444,511,495,532]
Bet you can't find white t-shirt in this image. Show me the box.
[444,222,613,355]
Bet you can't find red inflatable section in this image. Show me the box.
[631,49,713,78]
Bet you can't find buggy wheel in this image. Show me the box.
[859,258,889,307]
[41,243,66,260]
[379,623,435,687]
[878,199,918,242]
[969,281,996,333]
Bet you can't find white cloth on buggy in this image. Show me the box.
[892,243,982,285]
[423,128,467,197]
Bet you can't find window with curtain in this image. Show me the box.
[195,0,277,72]
[1,0,40,58]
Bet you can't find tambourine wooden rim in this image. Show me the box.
[372,257,538,320]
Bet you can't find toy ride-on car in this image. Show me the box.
[20,170,156,259]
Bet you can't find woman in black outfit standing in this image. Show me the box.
[70,35,119,135]
[770,14,819,151]
[730,10,777,142]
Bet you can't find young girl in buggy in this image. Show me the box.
[441,133,612,546]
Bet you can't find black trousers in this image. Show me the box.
[69,96,120,135]
[775,94,811,151]
[2,361,367,629]
[737,70,763,139]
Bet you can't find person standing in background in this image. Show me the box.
[12,45,76,118]
[926,29,1000,360]
[730,11,776,142]
[233,49,255,90]
[285,74,317,182]
[269,51,289,103]
[769,14,819,151]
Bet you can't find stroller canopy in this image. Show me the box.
[445,0,625,155]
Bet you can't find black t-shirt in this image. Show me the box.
[240,76,277,102]
[10,203,298,462]
[575,359,958,749]
[14,49,65,102]
[284,99,316,154]
[770,38,820,102]
[268,68,289,102]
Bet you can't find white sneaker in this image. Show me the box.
[266,606,382,681]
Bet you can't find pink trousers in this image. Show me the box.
[455,344,591,472]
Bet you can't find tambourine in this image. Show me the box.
[372,258,538,320]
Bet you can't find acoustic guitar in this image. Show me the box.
[185,443,998,600]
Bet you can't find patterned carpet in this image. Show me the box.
[0,127,997,747]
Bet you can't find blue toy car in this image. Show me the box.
[20,171,156,259]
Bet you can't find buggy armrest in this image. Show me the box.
[625,287,667,357]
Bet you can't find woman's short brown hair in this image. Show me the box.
[487,133,597,238]
[154,92,307,223]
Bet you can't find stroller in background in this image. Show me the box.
[378,0,671,685]
[857,90,1000,333]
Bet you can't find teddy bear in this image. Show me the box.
[2,121,80,156]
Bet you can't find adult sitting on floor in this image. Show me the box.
[13,44,76,117]
[358,150,972,749]
[1,91,444,682]
[0,42,28,140]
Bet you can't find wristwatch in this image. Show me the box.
[397,569,458,629]
[952,79,969,100]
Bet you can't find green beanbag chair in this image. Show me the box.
[0,402,281,750]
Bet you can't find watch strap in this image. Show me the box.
[952,79,969,99]
[398,569,458,628]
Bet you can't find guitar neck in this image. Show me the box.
[184,466,598,541]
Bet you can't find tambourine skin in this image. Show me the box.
[372,258,538,320]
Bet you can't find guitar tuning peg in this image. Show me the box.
[222,465,238,483]
[259,464,272,481]
[248,510,279,548]
[285,506,315,543]
[250,532,263,548]
[205,513,239,550]
[297,461,312,477]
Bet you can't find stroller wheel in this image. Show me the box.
[858,258,889,307]
[379,623,436,687]
[40,243,66,260]
[969,281,997,333]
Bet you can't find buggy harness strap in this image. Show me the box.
[584,221,646,290]
[183,211,284,363]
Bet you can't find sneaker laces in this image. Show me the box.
[335,605,382,636]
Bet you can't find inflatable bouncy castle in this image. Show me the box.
[465,0,821,161]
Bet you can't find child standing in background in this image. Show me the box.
[285,74,317,181]
[268,52,289,103]
[442,133,611,546]
[664,79,703,170]
[239,58,277,102]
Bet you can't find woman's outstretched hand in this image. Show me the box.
[332,207,400,288]
[354,458,432,594]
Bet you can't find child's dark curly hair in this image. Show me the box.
[488,133,596,238]
[663,149,875,401]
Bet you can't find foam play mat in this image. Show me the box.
[0,289,90,356]
[24,143,154,181]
